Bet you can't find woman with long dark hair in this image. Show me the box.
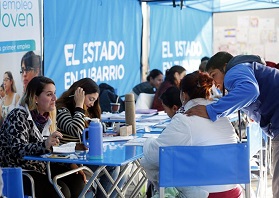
[151,65,186,111]
[56,78,123,198]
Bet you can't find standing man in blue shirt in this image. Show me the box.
[186,51,279,197]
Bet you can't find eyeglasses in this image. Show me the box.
[20,67,34,74]
[3,78,10,82]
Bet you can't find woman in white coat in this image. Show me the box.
[140,71,242,198]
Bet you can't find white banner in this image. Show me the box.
[0,0,41,97]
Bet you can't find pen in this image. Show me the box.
[78,133,82,144]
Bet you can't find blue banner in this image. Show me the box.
[149,5,212,74]
[44,0,142,96]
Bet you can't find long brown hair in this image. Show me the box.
[56,78,101,119]
[20,76,56,132]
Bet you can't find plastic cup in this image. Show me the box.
[110,103,120,113]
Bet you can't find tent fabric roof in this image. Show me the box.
[141,0,279,12]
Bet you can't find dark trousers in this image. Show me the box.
[272,134,279,197]
[23,163,85,198]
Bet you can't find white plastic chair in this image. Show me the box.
[246,122,268,198]
[135,93,155,110]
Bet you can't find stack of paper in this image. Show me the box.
[124,134,160,146]
[101,111,163,122]
[135,109,157,114]
[103,136,135,142]
[52,142,76,154]
[124,138,147,146]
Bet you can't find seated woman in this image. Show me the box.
[145,86,182,197]
[0,71,20,125]
[0,84,5,104]
[152,65,186,111]
[132,69,163,101]
[141,71,242,198]
[56,78,102,142]
[159,86,182,118]
[56,78,123,198]
[0,76,85,198]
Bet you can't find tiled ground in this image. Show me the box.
[250,174,273,198]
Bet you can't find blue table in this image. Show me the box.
[24,142,146,198]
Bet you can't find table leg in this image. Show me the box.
[45,160,147,198]
[78,166,106,198]
[46,162,95,198]
[122,159,148,197]
[96,167,125,198]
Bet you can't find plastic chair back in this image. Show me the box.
[246,122,262,158]
[135,93,155,110]
[2,167,24,198]
[246,122,267,197]
[159,143,250,187]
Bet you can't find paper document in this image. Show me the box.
[52,142,76,154]
[153,123,169,129]
[124,138,148,146]
[103,136,135,142]
[142,134,160,138]
[101,111,161,121]
[139,115,170,123]
[136,109,157,114]
[124,134,159,146]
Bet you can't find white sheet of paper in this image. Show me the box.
[52,142,76,154]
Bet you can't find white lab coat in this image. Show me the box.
[140,98,238,195]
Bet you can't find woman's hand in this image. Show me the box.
[185,105,209,119]
[74,87,85,109]
[45,131,63,150]
[70,164,87,183]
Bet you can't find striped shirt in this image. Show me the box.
[56,107,85,140]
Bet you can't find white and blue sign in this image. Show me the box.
[0,40,35,54]
[0,0,41,96]
[149,5,212,74]
[44,0,142,96]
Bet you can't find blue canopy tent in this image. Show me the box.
[140,0,279,12]
[139,0,279,75]
[42,0,279,96]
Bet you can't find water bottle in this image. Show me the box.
[82,118,103,159]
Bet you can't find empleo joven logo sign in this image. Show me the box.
[0,0,34,28]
